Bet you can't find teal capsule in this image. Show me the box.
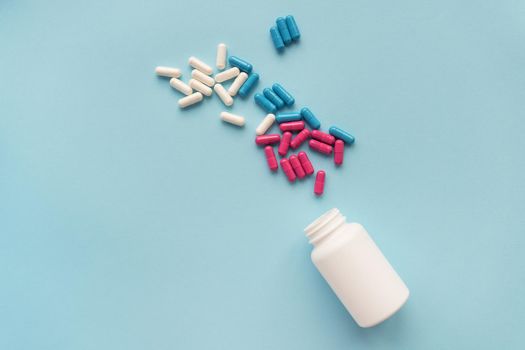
[270,26,285,50]
[263,88,285,109]
[276,17,292,45]
[300,107,321,129]
[254,93,277,114]
[329,126,355,145]
[275,112,302,123]
[285,15,300,40]
[229,56,253,73]
[238,73,259,98]
[272,83,295,106]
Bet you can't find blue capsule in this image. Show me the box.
[270,26,285,51]
[263,88,285,109]
[238,73,259,98]
[329,126,355,145]
[276,17,292,45]
[254,93,277,113]
[285,15,300,41]
[300,107,321,129]
[229,56,253,73]
[272,83,295,106]
[275,112,302,124]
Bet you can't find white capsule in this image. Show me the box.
[178,92,203,108]
[215,67,240,83]
[191,69,215,87]
[255,114,276,135]
[170,78,193,95]
[189,79,213,96]
[214,84,233,106]
[155,66,181,78]
[216,43,227,70]
[220,112,245,127]
[188,56,213,75]
[228,72,249,96]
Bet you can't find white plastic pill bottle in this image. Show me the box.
[304,208,409,328]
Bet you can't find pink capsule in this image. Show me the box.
[278,131,292,156]
[290,129,311,149]
[264,146,278,171]
[311,130,335,145]
[334,140,344,165]
[289,154,306,179]
[280,158,296,182]
[314,170,326,196]
[298,151,314,175]
[309,139,333,155]
[255,134,281,146]
[279,121,305,132]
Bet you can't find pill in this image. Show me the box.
[314,170,326,196]
[191,69,215,87]
[275,111,302,123]
[334,140,344,166]
[286,15,301,41]
[155,66,181,78]
[263,88,285,109]
[280,158,296,182]
[278,131,292,156]
[228,56,253,73]
[216,43,227,70]
[254,93,277,113]
[255,134,281,146]
[309,139,333,155]
[189,79,213,96]
[214,84,234,106]
[272,83,295,106]
[329,126,355,145]
[188,56,213,75]
[280,121,305,132]
[256,113,276,135]
[298,151,314,175]
[215,67,240,83]
[178,92,203,108]
[276,17,292,45]
[289,154,306,179]
[270,26,285,50]
[264,146,278,172]
[238,73,259,98]
[220,111,245,126]
[311,130,335,145]
[300,107,321,130]
[290,129,311,149]
[228,72,249,96]
[170,78,193,95]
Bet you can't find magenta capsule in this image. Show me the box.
[334,140,344,165]
[280,158,296,182]
[289,154,306,179]
[311,130,335,145]
[309,139,333,155]
[314,170,326,196]
[264,146,278,171]
[290,129,311,149]
[279,121,305,132]
[255,134,281,146]
[278,131,292,156]
[298,151,314,175]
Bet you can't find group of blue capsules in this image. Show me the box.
[154,15,355,196]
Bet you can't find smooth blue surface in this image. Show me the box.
[263,87,285,109]
[273,82,296,105]
[1,1,525,349]
[238,73,259,98]
[254,93,277,114]
[301,107,322,130]
[270,26,285,51]
[277,17,293,45]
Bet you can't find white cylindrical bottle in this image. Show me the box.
[304,208,409,328]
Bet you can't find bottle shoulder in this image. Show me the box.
[310,222,366,262]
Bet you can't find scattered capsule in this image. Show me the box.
[216,43,227,70]
[264,146,278,172]
[188,56,213,75]
[286,15,301,41]
[263,88,285,109]
[170,78,193,95]
[178,92,203,108]
[309,139,333,155]
[300,107,321,129]
[311,130,335,145]
[290,129,311,149]
[228,72,248,96]
[155,66,181,78]
[215,67,240,83]
[289,154,306,179]
[278,131,292,156]
[270,26,285,50]
[214,84,233,106]
[334,140,344,166]
[280,158,296,182]
[191,69,215,87]
[254,93,277,113]
[280,121,305,132]
[314,170,326,196]
[272,83,295,106]
[329,126,355,145]
[238,73,259,98]
[298,152,314,175]
[275,111,302,123]
[220,111,245,127]
[228,56,253,73]
[276,17,292,45]
[256,113,276,135]
[255,134,281,146]
[189,79,212,96]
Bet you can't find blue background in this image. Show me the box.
[1,0,525,349]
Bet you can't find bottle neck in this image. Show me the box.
[304,208,347,247]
